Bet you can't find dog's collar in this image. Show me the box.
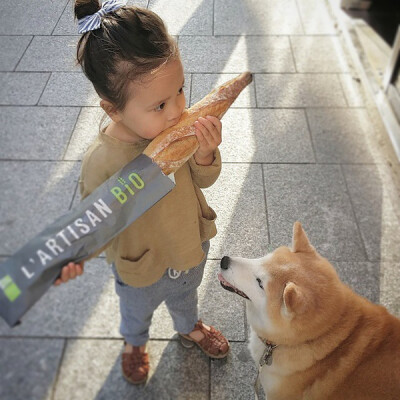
[254,336,279,400]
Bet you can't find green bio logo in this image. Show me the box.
[111,172,145,205]
[0,275,21,302]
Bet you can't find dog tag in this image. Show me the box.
[259,344,276,367]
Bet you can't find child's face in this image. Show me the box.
[118,58,186,140]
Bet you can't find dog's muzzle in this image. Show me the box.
[218,257,250,300]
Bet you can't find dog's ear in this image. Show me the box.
[292,221,315,253]
[283,282,307,316]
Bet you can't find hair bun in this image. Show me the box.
[74,0,101,20]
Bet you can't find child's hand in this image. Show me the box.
[194,116,222,166]
[53,261,85,286]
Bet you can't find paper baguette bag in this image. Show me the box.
[0,155,175,327]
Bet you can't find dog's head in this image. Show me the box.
[219,222,345,345]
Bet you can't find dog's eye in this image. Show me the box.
[257,278,264,289]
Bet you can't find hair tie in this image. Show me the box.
[78,0,128,34]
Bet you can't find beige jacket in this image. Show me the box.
[79,128,221,287]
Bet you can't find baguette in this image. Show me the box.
[143,71,253,175]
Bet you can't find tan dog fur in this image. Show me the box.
[219,222,400,400]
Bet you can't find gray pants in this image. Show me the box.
[111,241,210,346]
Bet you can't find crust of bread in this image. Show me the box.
[143,72,253,175]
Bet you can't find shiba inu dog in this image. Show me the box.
[218,222,400,400]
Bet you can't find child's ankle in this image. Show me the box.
[124,342,147,353]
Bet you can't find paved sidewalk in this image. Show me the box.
[1,0,399,399]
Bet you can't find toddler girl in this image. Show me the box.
[56,0,229,384]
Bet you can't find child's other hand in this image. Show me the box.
[194,116,222,166]
[53,261,85,286]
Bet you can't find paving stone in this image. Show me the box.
[203,164,270,259]
[39,72,101,106]
[0,0,68,35]
[342,164,400,262]
[190,73,256,108]
[64,107,105,160]
[0,36,32,71]
[0,258,119,337]
[149,0,212,35]
[0,72,50,105]
[53,0,148,35]
[263,164,366,261]
[0,106,80,160]
[16,36,80,72]
[128,0,150,6]
[339,74,366,107]
[296,0,337,35]
[211,342,259,400]
[0,338,64,400]
[291,36,351,73]
[218,108,315,163]
[214,0,303,35]
[179,36,295,73]
[52,0,77,35]
[0,161,80,255]
[380,262,400,318]
[53,339,209,400]
[333,262,379,303]
[306,108,377,163]
[255,73,347,108]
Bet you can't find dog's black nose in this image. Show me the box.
[221,256,230,270]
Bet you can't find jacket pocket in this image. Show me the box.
[116,249,154,284]
[199,206,217,240]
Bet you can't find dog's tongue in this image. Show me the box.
[218,273,235,288]
[218,272,250,300]
[217,272,226,283]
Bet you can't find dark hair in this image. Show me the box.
[74,0,178,111]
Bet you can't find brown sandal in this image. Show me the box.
[179,320,230,359]
[121,342,149,385]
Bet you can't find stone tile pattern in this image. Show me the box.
[0,0,399,399]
